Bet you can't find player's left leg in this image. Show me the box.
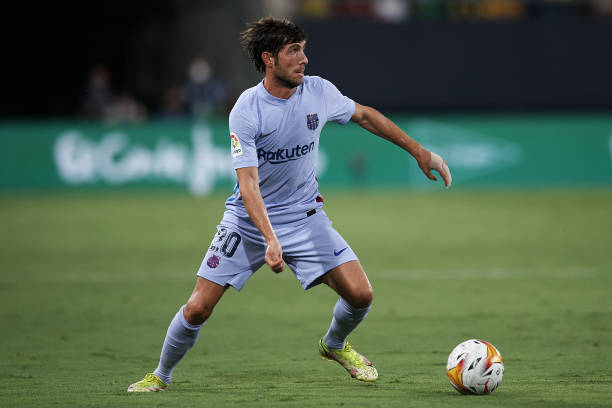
[277,211,376,381]
[319,261,378,381]
[321,260,373,308]
[320,260,373,349]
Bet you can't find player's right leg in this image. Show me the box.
[127,223,264,392]
[127,277,226,392]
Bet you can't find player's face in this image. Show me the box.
[273,41,308,89]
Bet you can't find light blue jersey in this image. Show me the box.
[224,75,355,226]
[198,76,359,290]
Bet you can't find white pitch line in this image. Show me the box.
[370,266,609,281]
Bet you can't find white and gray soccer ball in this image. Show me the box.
[446,339,504,395]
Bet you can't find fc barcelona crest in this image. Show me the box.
[207,254,220,269]
[306,113,319,130]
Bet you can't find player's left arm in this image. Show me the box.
[350,102,452,188]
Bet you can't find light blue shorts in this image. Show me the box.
[196,210,358,290]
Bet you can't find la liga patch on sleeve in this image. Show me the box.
[230,133,243,157]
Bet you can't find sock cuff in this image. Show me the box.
[178,305,204,331]
[338,297,372,314]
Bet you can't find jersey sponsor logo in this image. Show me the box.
[207,254,220,268]
[257,141,315,164]
[307,113,319,130]
[230,133,243,157]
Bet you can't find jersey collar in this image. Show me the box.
[257,79,303,105]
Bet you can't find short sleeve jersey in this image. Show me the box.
[224,75,355,225]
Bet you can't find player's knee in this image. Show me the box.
[349,286,373,308]
[184,301,214,325]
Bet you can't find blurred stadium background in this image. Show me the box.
[2,0,612,192]
[1,1,612,407]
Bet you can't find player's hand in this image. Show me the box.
[417,149,452,188]
[265,238,285,273]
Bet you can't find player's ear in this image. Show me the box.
[262,51,274,69]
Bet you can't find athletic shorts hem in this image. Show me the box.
[196,270,250,291]
[303,255,359,290]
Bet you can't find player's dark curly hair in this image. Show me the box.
[240,17,307,73]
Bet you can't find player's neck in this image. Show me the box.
[263,75,297,100]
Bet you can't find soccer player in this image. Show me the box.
[128,17,451,392]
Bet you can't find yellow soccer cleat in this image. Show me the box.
[127,373,168,392]
[319,337,378,382]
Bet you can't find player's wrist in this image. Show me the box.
[412,145,429,163]
[264,233,279,245]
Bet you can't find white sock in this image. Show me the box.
[153,305,203,384]
[323,297,371,349]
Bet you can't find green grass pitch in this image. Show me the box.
[1,189,611,407]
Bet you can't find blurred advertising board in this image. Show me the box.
[1,114,611,194]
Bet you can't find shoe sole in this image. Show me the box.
[127,384,167,392]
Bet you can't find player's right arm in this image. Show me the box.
[236,166,285,273]
[229,91,284,273]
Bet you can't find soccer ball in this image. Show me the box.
[446,339,504,395]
